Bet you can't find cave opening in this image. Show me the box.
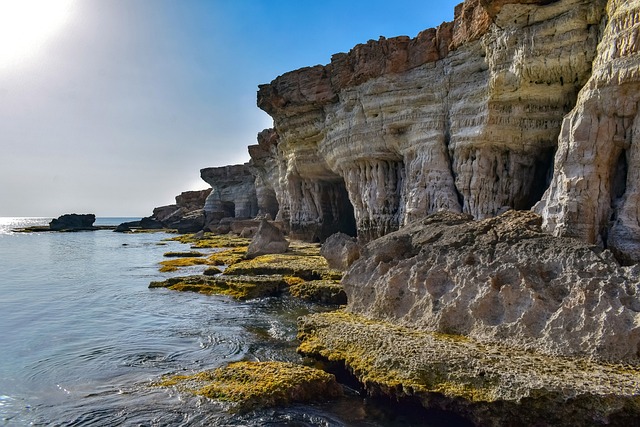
[611,149,628,206]
[221,201,236,218]
[319,180,357,240]
[519,147,556,210]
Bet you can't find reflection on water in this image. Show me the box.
[0,219,463,427]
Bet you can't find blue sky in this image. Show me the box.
[0,0,459,217]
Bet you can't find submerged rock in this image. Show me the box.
[158,361,342,412]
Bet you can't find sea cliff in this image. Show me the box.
[163,0,640,423]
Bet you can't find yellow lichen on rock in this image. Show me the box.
[167,233,251,249]
[224,253,341,281]
[149,274,286,300]
[157,361,342,412]
[158,257,209,272]
[297,310,640,424]
[289,280,347,305]
[207,247,248,266]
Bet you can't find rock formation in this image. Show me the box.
[49,213,96,231]
[536,0,640,264]
[253,0,616,245]
[200,164,258,225]
[342,210,640,363]
[244,219,290,259]
[151,189,211,233]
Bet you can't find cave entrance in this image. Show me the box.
[318,179,357,241]
[517,147,556,210]
[221,201,236,218]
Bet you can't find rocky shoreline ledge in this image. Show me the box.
[147,211,639,425]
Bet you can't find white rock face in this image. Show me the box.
[342,210,640,363]
[256,0,607,242]
[536,0,640,264]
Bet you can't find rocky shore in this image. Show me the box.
[147,0,640,424]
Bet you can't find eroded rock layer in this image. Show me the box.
[536,0,640,264]
[255,0,609,242]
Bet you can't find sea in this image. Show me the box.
[0,217,464,427]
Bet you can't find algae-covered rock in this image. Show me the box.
[207,247,248,266]
[297,311,640,426]
[289,280,347,305]
[203,266,223,276]
[223,254,340,281]
[158,257,209,272]
[163,251,206,258]
[158,361,342,412]
[167,233,251,249]
[149,274,286,300]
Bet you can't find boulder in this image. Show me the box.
[139,217,163,229]
[343,210,640,363]
[319,232,360,271]
[49,214,96,231]
[114,220,140,232]
[244,219,290,259]
[171,210,205,234]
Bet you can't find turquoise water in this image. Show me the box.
[0,218,461,426]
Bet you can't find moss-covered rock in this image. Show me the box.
[207,247,248,266]
[158,257,209,272]
[224,254,342,281]
[163,250,206,258]
[203,266,223,276]
[289,280,347,305]
[297,311,640,426]
[167,233,251,249]
[157,361,342,412]
[149,274,286,300]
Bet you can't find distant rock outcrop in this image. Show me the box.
[49,214,96,231]
[149,189,211,233]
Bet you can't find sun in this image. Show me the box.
[0,0,75,70]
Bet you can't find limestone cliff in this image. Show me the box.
[536,0,640,264]
[253,0,615,245]
[200,164,258,224]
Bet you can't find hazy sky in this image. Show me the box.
[0,0,459,217]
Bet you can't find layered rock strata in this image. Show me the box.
[536,0,640,264]
[255,0,608,242]
[200,164,258,224]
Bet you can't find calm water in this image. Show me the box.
[0,218,459,427]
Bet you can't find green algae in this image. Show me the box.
[207,247,248,266]
[167,233,251,249]
[297,310,640,424]
[157,361,342,412]
[224,253,342,281]
[289,280,347,305]
[149,274,286,300]
[158,257,209,272]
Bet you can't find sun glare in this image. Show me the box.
[0,0,75,70]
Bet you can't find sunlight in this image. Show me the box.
[0,0,75,70]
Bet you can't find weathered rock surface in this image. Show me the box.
[255,0,607,242]
[342,210,640,363]
[319,232,360,271]
[244,219,290,259]
[151,189,211,232]
[298,311,640,426]
[49,214,96,231]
